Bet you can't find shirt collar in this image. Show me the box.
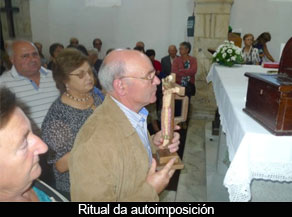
[10,66,49,90]
[110,96,148,128]
[10,65,48,79]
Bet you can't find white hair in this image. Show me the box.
[98,60,126,92]
[6,39,37,57]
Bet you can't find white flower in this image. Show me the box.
[227,49,232,54]
[222,53,227,58]
[216,58,219,62]
[231,56,236,61]
[227,59,230,62]
[230,41,234,44]
[213,52,217,57]
[235,50,241,55]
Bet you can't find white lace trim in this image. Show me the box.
[224,162,292,201]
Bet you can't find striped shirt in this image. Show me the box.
[111,96,152,165]
[0,66,60,135]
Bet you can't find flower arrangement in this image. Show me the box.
[212,40,243,67]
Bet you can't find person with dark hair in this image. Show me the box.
[172,41,197,98]
[41,48,103,200]
[76,44,89,56]
[145,49,161,76]
[0,87,67,201]
[0,40,13,75]
[88,48,103,89]
[242,33,260,65]
[145,49,162,133]
[47,43,64,70]
[253,32,275,63]
[93,38,105,59]
[34,42,48,68]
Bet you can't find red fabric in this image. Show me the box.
[263,62,279,68]
[153,60,162,74]
[172,56,197,84]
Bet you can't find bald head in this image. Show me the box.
[168,45,177,58]
[99,49,159,112]
[98,49,152,92]
[104,49,148,65]
[9,40,41,77]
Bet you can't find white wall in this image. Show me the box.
[30,0,195,60]
[230,0,292,61]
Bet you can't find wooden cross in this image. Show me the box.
[154,73,189,170]
[0,0,19,38]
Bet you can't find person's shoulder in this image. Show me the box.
[173,56,181,62]
[45,97,64,115]
[34,179,69,202]
[40,66,53,77]
[0,68,14,82]
[161,55,169,61]
[189,55,197,62]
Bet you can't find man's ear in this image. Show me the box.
[9,55,14,65]
[113,79,127,96]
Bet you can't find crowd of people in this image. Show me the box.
[0,38,195,202]
[0,30,275,201]
[241,32,275,65]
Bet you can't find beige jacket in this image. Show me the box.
[69,95,159,201]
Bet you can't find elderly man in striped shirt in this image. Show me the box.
[0,40,60,185]
[0,40,59,135]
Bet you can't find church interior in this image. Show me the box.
[1,0,292,202]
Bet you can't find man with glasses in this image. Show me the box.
[69,49,181,201]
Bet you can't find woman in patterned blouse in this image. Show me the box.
[41,48,103,200]
[242,33,261,65]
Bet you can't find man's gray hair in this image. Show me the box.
[6,39,37,57]
[98,60,126,92]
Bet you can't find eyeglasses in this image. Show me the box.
[69,69,93,79]
[120,71,156,83]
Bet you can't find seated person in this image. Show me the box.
[41,48,104,200]
[47,43,64,70]
[135,41,145,53]
[68,37,79,48]
[0,87,67,202]
[88,48,103,89]
[34,42,48,68]
[241,33,260,65]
